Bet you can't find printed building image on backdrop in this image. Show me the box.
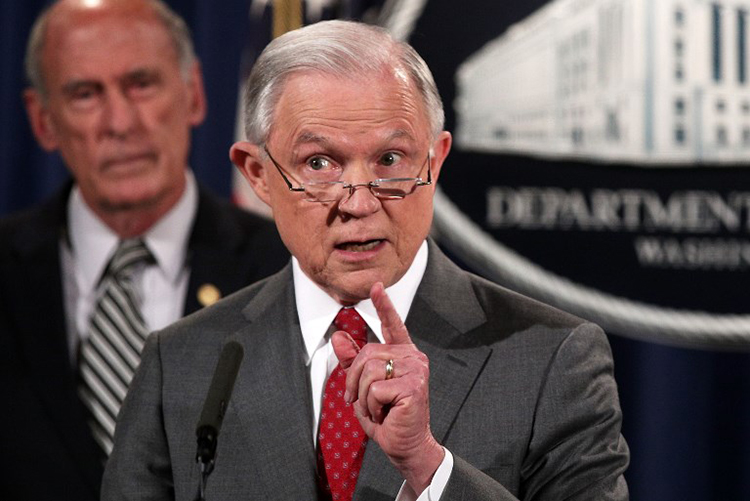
[456,0,750,164]
[421,0,750,350]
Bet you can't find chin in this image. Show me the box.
[339,274,396,303]
[327,280,372,305]
[98,190,163,213]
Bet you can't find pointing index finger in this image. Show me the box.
[370,282,412,345]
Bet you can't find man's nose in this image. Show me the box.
[338,181,381,217]
[102,90,140,137]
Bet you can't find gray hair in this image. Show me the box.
[242,20,445,144]
[24,0,197,98]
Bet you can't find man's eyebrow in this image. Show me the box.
[59,68,161,96]
[122,67,160,80]
[293,132,330,147]
[386,129,414,141]
[292,129,415,147]
[61,79,101,95]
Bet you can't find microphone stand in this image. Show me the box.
[195,458,214,501]
[192,341,244,501]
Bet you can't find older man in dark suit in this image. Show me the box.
[103,20,629,501]
[0,1,288,500]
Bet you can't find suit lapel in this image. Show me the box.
[183,189,248,315]
[354,242,492,499]
[409,243,493,445]
[229,270,319,499]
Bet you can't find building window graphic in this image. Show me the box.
[713,4,723,82]
[675,98,686,116]
[455,0,750,164]
[675,125,686,145]
[717,125,728,146]
[739,9,747,84]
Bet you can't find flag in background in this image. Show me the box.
[231,0,427,213]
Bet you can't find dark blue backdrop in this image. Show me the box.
[2,1,749,500]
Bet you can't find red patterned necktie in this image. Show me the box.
[317,307,369,501]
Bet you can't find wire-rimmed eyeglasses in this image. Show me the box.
[264,146,432,203]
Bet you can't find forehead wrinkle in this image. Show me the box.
[277,73,428,151]
[290,127,417,155]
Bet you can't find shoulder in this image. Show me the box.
[424,241,592,336]
[0,185,70,257]
[194,186,277,237]
[469,271,590,332]
[422,242,607,366]
[472,269,607,353]
[192,186,288,251]
[187,185,289,283]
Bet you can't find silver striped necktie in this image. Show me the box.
[78,238,153,456]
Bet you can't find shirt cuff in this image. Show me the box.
[394,448,454,501]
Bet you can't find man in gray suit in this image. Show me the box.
[103,20,629,500]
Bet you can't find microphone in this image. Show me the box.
[195,341,244,469]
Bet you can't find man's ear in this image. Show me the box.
[186,61,207,126]
[428,130,452,184]
[23,89,59,152]
[230,141,272,206]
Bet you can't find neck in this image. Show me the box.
[89,188,183,239]
[100,209,163,239]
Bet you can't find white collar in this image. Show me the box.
[67,170,198,292]
[293,240,429,364]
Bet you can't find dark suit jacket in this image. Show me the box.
[102,240,629,500]
[0,183,289,501]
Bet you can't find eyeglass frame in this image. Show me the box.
[263,145,433,203]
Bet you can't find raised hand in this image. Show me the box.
[331,282,444,494]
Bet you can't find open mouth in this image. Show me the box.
[336,239,384,252]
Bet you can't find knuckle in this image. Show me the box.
[364,358,382,374]
[359,343,374,356]
[369,381,384,399]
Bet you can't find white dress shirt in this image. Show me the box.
[292,240,453,501]
[61,171,198,364]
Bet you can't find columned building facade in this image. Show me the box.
[455,0,750,164]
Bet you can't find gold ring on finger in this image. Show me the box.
[385,359,394,380]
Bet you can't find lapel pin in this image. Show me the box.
[197,283,221,307]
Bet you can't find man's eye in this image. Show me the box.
[126,73,161,97]
[73,89,95,100]
[380,152,403,166]
[133,76,157,89]
[308,157,331,171]
[68,87,101,109]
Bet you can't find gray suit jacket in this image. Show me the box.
[102,241,629,500]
